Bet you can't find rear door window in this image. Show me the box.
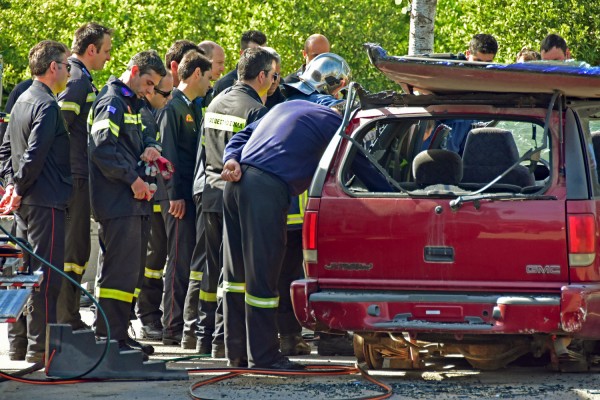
[343,117,549,196]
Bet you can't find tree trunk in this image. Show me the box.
[408,0,437,55]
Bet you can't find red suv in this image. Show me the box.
[292,45,600,371]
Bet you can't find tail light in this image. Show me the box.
[567,213,596,267]
[303,211,318,263]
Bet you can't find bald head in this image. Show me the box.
[198,40,226,81]
[303,34,330,64]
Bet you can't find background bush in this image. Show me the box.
[1,0,599,107]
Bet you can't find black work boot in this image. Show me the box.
[140,320,163,341]
[119,340,149,361]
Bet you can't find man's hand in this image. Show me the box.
[0,185,22,215]
[221,160,242,182]
[169,199,185,219]
[141,146,161,163]
[131,177,151,200]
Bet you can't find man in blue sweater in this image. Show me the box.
[220,100,392,369]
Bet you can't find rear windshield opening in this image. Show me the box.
[342,117,550,196]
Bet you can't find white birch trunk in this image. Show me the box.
[408,0,437,55]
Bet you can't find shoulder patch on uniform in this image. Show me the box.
[121,87,133,97]
[107,105,117,114]
[186,114,194,122]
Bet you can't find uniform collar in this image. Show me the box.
[32,79,55,97]
[172,88,194,106]
[108,76,136,99]
[231,81,262,104]
[68,57,93,81]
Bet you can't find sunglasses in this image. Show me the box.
[57,61,71,72]
[155,87,172,98]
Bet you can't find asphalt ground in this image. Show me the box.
[2,309,600,399]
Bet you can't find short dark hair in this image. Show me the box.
[541,33,568,54]
[29,40,69,76]
[469,34,498,55]
[178,51,212,81]
[128,50,167,78]
[237,47,276,81]
[516,47,541,62]
[71,22,113,55]
[240,30,267,50]
[165,40,200,66]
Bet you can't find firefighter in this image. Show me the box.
[220,99,394,369]
[156,50,212,346]
[281,52,356,356]
[211,30,267,98]
[136,71,174,341]
[220,101,342,370]
[88,50,166,359]
[283,34,330,85]
[261,47,311,356]
[57,22,113,332]
[182,40,226,350]
[198,47,276,356]
[0,40,73,363]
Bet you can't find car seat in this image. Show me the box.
[412,149,463,187]
[461,128,534,187]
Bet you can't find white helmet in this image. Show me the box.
[288,53,351,95]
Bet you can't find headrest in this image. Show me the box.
[413,149,463,186]
[462,128,519,166]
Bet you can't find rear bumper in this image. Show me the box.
[291,279,600,338]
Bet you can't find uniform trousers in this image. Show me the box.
[9,205,65,355]
[160,199,195,339]
[94,215,149,341]
[57,177,90,326]
[197,209,222,347]
[182,194,205,340]
[222,165,289,367]
[137,207,167,325]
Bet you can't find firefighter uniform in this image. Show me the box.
[200,82,268,352]
[137,105,167,336]
[56,57,97,329]
[182,96,208,349]
[88,77,157,342]
[2,80,72,360]
[156,88,203,344]
[221,101,342,368]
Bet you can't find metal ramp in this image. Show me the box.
[46,324,189,380]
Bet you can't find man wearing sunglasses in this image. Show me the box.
[56,22,113,334]
[0,40,73,363]
[136,71,173,342]
[198,47,275,359]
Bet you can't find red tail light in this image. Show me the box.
[303,211,318,263]
[567,214,596,267]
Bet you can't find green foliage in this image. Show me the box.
[1,0,599,105]
[0,0,409,102]
[435,0,600,64]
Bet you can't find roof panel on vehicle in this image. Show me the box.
[365,44,600,99]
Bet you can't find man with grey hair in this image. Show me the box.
[0,40,73,363]
[88,50,166,359]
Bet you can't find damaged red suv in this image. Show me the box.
[291,44,600,371]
